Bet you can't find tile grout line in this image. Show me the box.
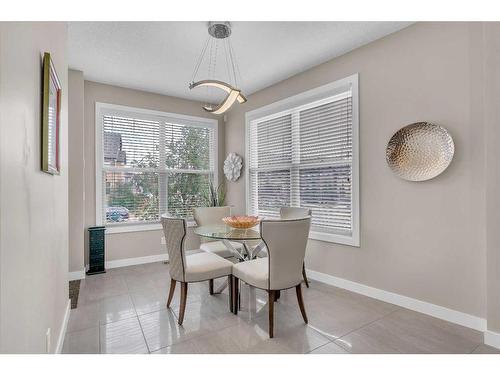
[305,341,330,354]
[151,304,246,353]
[305,340,348,354]
[153,317,246,354]
[326,306,404,350]
[238,286,396,348]
[127,285,143,318]
[469,343,482,354]
[134,278,241,353]
[66,324,101,336]
[127,285,152,353]
[331,305,484,354]
[284,281,404,345]
[305,305,401,345]
[98,323,101,354]
[153,325,221,354]
[136,313,152,354]
[68,265,165,354]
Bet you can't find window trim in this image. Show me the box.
[245,74,359,247]
[95,102,218,234]
[104,220,198,235]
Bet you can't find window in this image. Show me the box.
[246,74,359,246]
[96,103,218,232]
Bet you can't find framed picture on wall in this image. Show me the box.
[41,52,62,175]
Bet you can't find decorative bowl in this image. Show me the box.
[223,215,260,229]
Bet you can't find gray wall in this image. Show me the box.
[225,22,488,319]
[0,22,69,353]
[67,80,224,270]
[484,23,500,333]
[68,70,85,274]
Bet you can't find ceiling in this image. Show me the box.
[68,22,412,103]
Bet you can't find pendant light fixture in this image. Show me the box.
[189,22,247,115]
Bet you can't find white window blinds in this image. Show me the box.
[248,88,355,239]
[97,105,217,227]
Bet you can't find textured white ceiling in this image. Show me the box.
[68,22,412,103]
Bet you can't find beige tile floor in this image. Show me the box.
[63,261,499,354]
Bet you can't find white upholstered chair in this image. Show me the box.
[161,216,234,325]
[280,207,312,288]
[232,217,311,338]
[280,207,312,220]
[193,206,243,294]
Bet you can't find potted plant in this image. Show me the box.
[203,180,226,207]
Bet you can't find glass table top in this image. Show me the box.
[193,224,261,241]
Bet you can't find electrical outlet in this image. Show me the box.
[46,328,51,353]
[161,236,166,245]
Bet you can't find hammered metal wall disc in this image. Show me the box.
[386,122,454,181]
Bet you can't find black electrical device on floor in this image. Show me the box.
[87,226,106,275]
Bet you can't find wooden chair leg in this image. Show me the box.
[178,282,188,325]
[228,275,233,313]
[166,279,176,308]
[274,290,281,301]
[296,284,308,324]
[268,290,275,338]
[209,279,214,295]
[302,263,310,288]
[233,276,239,315]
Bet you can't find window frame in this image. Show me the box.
[95,102,218,234]
[245,74,359,246]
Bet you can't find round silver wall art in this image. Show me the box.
[224,152,243,182]
[386,122,454,181]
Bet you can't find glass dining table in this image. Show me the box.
[193,224,265,261]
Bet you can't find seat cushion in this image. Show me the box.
[184,252,233,282]
[232,258,268,289]
[200,240,242,258]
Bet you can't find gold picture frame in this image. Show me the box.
[42,52,62,175]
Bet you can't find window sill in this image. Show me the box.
[103,222,358,246]
[105,221,197,234]
[309,230,360,247]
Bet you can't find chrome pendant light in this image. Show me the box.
[189,22,247,115]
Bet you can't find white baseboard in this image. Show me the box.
[68,269,85,281]
[484,330,500,349]
[55,299,71,354]
[103,250,203,270]
[306,269,487,332]
[105,253,168,269]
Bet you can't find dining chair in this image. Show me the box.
[280,207,312,288]
[193,206,245,294]
[161,216,234,325]
[232,216,311,338]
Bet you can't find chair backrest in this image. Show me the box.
[193,206,232,225]
[260,217,311,290]
[161,216,187,282]
[280,206,312,220]
[193,206,232,243]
